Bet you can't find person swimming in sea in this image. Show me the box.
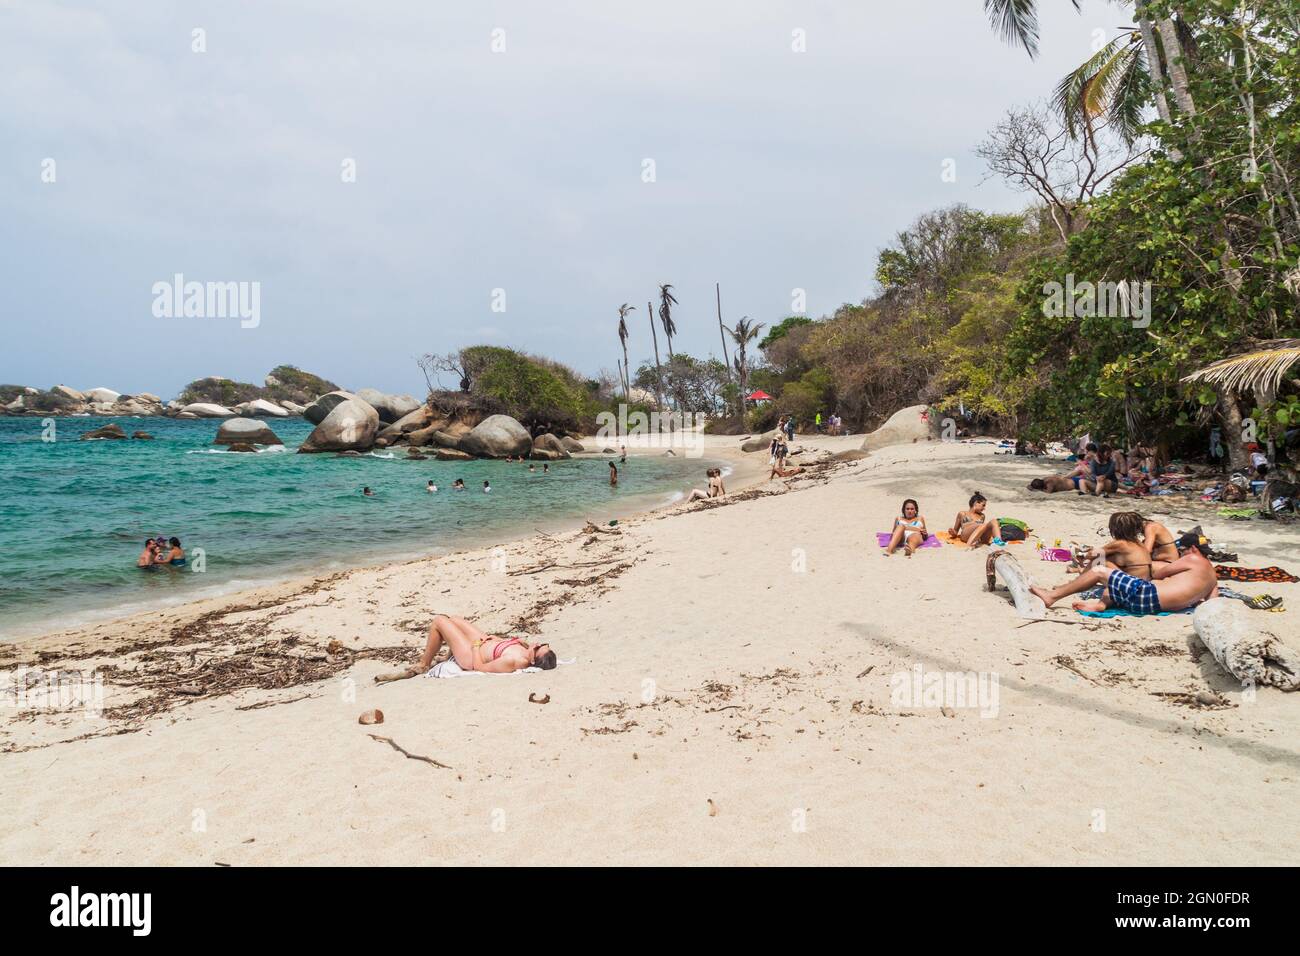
[363,486,375,497]
[159,536,186,568]
[452,478,466,490]
[137,538,160,570]
[483,480,491,493]
[427,480,437,493]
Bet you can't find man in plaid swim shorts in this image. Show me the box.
[1106,568,1161,614]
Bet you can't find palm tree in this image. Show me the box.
[982,0,1080,60]
[724,316,765,420]
[617,304,635,397]
[646,299,664,409]
[658,284,678,359]
[1183,339,1300,470]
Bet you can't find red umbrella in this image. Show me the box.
[747,390,773,401]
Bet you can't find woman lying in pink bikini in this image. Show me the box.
[411,615,557,674]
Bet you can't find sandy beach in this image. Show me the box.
[2,436,1297,866]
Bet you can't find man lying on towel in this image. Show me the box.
[1030,532,1218,614]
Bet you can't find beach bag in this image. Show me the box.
[999,524,1027,542]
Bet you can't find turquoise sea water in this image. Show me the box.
[0,416,720,639]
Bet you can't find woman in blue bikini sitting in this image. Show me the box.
[884,498,927,557]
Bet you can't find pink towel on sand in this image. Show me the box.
[876,533,941,548]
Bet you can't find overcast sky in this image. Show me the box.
[1,0,1126,399]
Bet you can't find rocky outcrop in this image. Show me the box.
[80,423,127,440]
[303,390,358,425]
[378,405,434,442]
[355,389,422,425]
[532,433,572,459]
[298,398,379,453]
[530,448,566,461]
[52,385,85,402]
[860,405,941,453]
[741,432,776,453]
[215,417,283,446]
[227,442,258,453]
[233,398,289,418]
[84,387,121,404]
[181,403,236,418]
[433,448,473,461]
[132,431,154,440]
[559,436,585,453]
[279,400,307,415]
[459,415,533,459]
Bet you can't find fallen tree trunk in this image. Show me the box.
[985,550,1046,620]
[1193,599,1300,690]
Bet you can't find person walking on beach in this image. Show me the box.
[609,461,619,486]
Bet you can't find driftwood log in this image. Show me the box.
[1192,598,1300,690]
[985,550,1047,620]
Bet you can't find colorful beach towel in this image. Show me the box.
[877,532,941,549]
[1073,584,1195,618]
[1215,565,1298,583]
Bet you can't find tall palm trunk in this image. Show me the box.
[715,283,733,409]
[1156,17,1197,118]
[646,300,664,409]
[1134,2,1175,127]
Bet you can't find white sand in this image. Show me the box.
[2,437,1297,865]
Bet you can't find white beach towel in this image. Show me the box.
[424,658,575,679]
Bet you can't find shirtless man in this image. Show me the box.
[411,615,556,675]
[1030,531,1218,613]
[1028,475,1076,493]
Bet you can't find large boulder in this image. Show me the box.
[355,388,421,425]
[532,433,572,459]
[215,417,283,446]
[741,431,776,453]
[80,423,127,440]
[233,398,289,418]
[433,448,473,461]
[84,387,121,404]
[559,436,585,453]
[52,385,85,402]
[303,390,358,425]
[298,398,379,453]
[460,415,532,459]
[530,448,566,461]
[860,405,941,453]
[279,400,307,415]
[378,405,434,442]
[135,393,162,404]
[181,402,236,418]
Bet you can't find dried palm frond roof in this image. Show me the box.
[1182,339,1300,396]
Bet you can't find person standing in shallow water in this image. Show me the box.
[609,462,618,486]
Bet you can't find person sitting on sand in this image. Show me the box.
[884,498,927,557]
[688,468,727,502]
[1079,446,1118,497]
[137,538,159,569]
[949,492,1001,548]
[1064,443,1099,491]
[1077,511,1153,579]
[1030,531,1218,614]
[408,615,557,675]
[1143,516,1178,565]
[1028,475,1077,493]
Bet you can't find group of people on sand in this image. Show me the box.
[1028,441,1162,497]
[1030,512,1219,615]
[137,536,185,570]
[883,492,1004,556]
